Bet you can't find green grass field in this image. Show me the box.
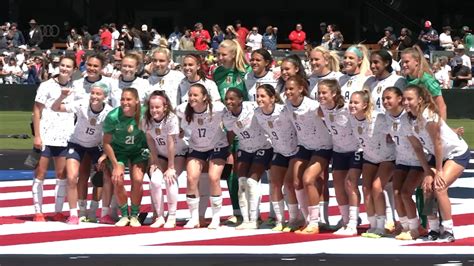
[0,111,473,150]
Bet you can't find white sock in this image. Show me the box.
[376,215,386,230]
[198,173,210,218]
[237,177,249,222]
[287,203,299,223]
[428,218,440,232]
[272,200,285,223]
[186,196,200,223]
[247,178,260,222]
[89,200,99,217]
[295,189,308,222]
[384,183,396,222]
[367,216,377,229]
[78,199,87,216]
[54,179,67,213]
[338,205,349,225]
[348,206,359,228]
[101,206,110,217]
[319,201,329,224]
[210,196,222,222]
[69,208,78,217]
[32,178,44,213]
[307,205,320,225]
[408,218,419,231]
[165,178,179,220]
[267,171,275,219]
[399,216,409,230]
[150,170,164,217]
[441,219,454,234]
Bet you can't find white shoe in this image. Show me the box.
[129,216,142,227]
[115,216,130,227]
[336,226,358,236]
[208,218,220,229]
[150,216,165,228]
[163,218,176,229]
[236,221,258,230]
[183,219,200,229]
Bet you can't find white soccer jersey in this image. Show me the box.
[148,70,185,108]
[408,108,468,160]
[143,112,188,157]
[286,97,332,150]
[385,111,421,166]
[363,73,406,112]
[254,104,298,157]
[110,76,150,107]
[177,78,221,105]
[321,103,359,153]
[308,71,344,100]
[35,79,80,147]
[339,73,370,103]
[65,101,113,148]
[244,71,279,102]
[350,111,395,163]
[223,101,271,153]
[73,76,114,100]
[176,101,228,152]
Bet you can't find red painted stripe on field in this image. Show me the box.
[0,180,149,193]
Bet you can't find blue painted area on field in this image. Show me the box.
[0,170,56,181]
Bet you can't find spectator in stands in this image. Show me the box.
[27,19,43,48]
[16,45,27,65]
[396,28,413,51]
[450,56,472,89]
[179,28,195,50]
[131,28,144,52]
[8,23,25,47]
[432,60,450,89]
[319,22,327,43]
[262,25,278,51]
[140,24,152,51]
[48,56,60,77]
[81,26,93,50]
[235,20,249,49]
[2,56,23,84]
[168,26,182,51]
[191,22,211,51]
[439,26,454,51]
[378,27,395,50]
[100,24,112,50]
[452,44,471,69]
[225,25,238,40]
[118,24,133,51]
[418,20,438,55]
[326,24,343,51]
[109,23,120,50]
[246,26,263,51]
[211,24,225,53]
[462,26,473,52]
[150,28,162,49]
[66,28,80,50]
[289,23,306,51]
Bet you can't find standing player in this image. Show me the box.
[404,84,469,242]
[340,45,371,103]
[276,55,307,97]
[31,55,79,222]
[51,81,113,224]
[285,76,333,234]
[308,46,343,99]
[318,79,362,236]
[244,48,278,102]
[143,90,187,228]
[176,84,229,229]
[223,88,272,229]
[254,84,298,231]
[102,88,149,227]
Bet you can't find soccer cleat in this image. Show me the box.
[361,228,381,238]
[33,213,46,222]
[79,216,88,222]
[425,230,440,241]
[163,218,176,229]
[208,218,221,229]
[236,221,258,230]
[66,215,79,225]
[334,226,358,236]
[183,219,200,229]
[384,221,396,234]
[282,219,305,232]
[150,216,165,228]
[99,215,116,225]
[87,211,98,223]
[439,231,455,242]
[129,216,142,227]
[395,230,419,240]
[259,217,276,229]
[296,224,320,235]
[224,215,242,225]
[52,212,66,222]
[115,216,130,227]
[272,223,284,231]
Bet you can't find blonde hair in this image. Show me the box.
[151,46,171,61]
[123,51,143,66]
[219,39,248,73]
[345,44,371,76]
[351,89,374,122]
[401,46,433,79]
[311,46,340,72]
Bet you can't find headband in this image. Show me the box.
[346,46,363,58]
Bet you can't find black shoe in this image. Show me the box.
[138,212,148,224]
[426,230,440,241]
[439,231,455,242]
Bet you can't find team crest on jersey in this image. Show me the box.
[197,118,204,125]
[155,127,161,135]
[392,122,398,131]
[236,76,242,84]
[347,80,353,87]
[267,121,273,128]
[357,126,363,135]
[89,118,97,126]
[377,86,382,94]
[236,121,243,128]
[256,82,261,88]
[329,113,335,122]
[128,125,134,133]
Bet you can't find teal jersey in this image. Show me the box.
[407,72,442,97]
[213,65,251,101]
[103,106,147,154]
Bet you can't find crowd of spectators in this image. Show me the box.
[0,18,472,88]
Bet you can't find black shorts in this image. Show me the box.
[66,142,102,164]
[237,148,273,168]
[293,146,313,161]
[395,164,423,172]
[332,151,363,171]
[427,149,470,169]
[271,153,293,168]
[41,145,67,158]
[188,146,230,161]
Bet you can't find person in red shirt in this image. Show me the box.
[289,23,306,51]
[100,24,112,50]
[235,20,249,50]
[191,22,211,51]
